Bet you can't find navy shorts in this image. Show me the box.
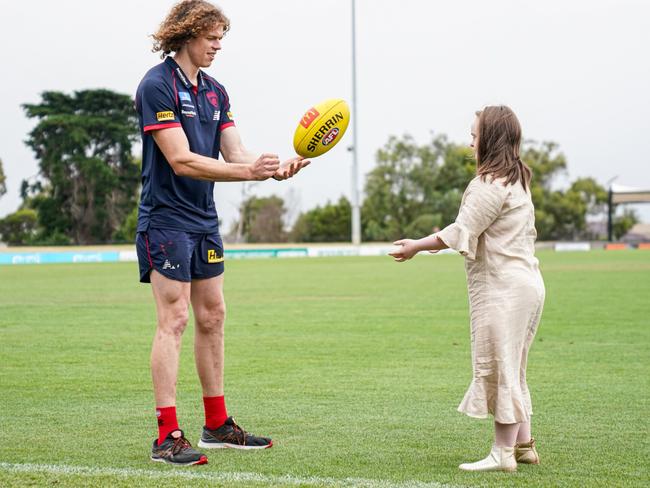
[136,228,225,283]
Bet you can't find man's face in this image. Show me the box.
[186,24,224,68]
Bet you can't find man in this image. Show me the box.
[135,0,309,466]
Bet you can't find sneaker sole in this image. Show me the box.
[150,455,208,466]
[458,465,517,473]
[198,439,273,450]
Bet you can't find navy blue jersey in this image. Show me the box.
[135,57,235,233]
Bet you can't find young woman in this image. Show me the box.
[390,106,545,472]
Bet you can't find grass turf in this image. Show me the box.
[0,250,648,487]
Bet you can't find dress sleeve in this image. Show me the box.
[436,177,507,260]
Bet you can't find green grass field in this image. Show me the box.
[1,250,649,487]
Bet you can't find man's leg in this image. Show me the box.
[148,269,207,465]
[151,270,191,409]
[190,276,229,430]
[190,275,226,399]
[191,276,272,449]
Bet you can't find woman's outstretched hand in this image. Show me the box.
[389,234,448,262]
[389,239,421,262]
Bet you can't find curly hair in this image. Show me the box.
[152,0,230,58]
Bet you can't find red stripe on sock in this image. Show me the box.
[203,395,227,430]
[156,406,179,445]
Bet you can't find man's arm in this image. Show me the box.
[219,125,261,165]
[219,126,311,181]
[152,127,279,181]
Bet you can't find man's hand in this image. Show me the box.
[272,156,311,181]
[250,153,281,181]
[389,239,421,262]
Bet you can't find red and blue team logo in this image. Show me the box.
[322,127,340,146]
[206,91,219,107]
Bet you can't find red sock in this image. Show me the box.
[203,395,228,430]
[156,406,179,445]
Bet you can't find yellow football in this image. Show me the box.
[293,99,350,158]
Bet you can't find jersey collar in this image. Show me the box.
[165,57,209,92]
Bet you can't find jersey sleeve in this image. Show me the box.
[218,88,235,130]
[138,79,181,133]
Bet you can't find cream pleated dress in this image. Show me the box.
[437,175,545,424]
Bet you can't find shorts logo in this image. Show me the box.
[207,249,224,263]
[156,111,175,122]
[213,110,220,121]
[162,259,180,270]
[207,91,219,107]
[179,91,191,102]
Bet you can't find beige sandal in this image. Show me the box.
[459,445,517,472]
[515,437,540,464]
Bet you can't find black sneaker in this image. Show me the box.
[198,416,273,450]
[151,429,208,465]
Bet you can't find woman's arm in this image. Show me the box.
[389,234,449,262]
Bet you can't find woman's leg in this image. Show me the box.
[494,421,519,447]
[513,420,540,464]
[516,420,531,443]
[459,421,518,471]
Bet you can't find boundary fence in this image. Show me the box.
[0,242,647,266]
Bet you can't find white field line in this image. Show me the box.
[0,462,465,488]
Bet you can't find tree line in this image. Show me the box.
[0,89,636,245]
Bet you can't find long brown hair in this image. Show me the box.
[152,0,230,58]
[475,105,531,190]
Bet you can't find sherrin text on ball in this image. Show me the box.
[293,99,350,158]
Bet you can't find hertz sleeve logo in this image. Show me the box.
[207,249,224,263]
[156,111,175,121]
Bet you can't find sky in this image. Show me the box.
[1,0,649,230]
